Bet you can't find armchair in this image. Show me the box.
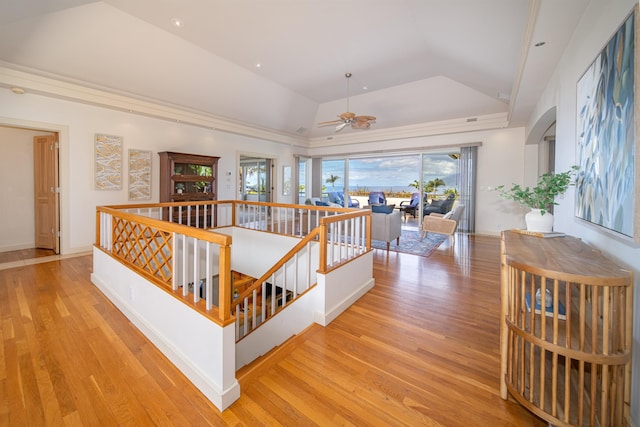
[421,204,464,244]
[371,209,402,251]
[328,192,360,208]
[368,191,386,206]
[399,192,421,218]
[305,197,340,207]
[423,193,456,216]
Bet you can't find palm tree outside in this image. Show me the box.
[426,178,446,199]
[326,174,340,190]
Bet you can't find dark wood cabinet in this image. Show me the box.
[159,151,220,226]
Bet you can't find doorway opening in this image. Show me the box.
[239,155,274,203]
[0,125,60,257]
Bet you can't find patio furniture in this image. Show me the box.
[423,193,456,216]
[305,197,340,207]
[399,192,421,218]
[328,192,360,208]
[368,191,386,206]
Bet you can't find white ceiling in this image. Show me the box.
[0,0,589,141]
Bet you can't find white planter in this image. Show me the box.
[525,209,554,232]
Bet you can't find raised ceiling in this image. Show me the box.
[0,0,588,141]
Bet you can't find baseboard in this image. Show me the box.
[320,277,375,326]
[0,242,34,252]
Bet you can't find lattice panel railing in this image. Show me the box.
[112,217,173,287]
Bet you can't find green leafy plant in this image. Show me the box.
[496,166,578,215]
[325,174,340,190]
[426,178,446,198]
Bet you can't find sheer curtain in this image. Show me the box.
[458,146,477,233]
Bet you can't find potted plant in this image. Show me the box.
[496,166,578,232]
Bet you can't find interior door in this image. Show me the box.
[34,134,60,253]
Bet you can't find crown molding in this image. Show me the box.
[1,64,510,150]
[0,65,308,148]
[307,113,509,148]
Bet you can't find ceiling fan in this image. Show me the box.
[318,73,376,132]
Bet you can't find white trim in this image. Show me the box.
[0,65,306,148]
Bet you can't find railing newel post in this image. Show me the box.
[319,223,328,273]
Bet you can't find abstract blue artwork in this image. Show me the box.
[576,8,636,239]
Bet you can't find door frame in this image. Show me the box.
[238,152,276,204]
[1,117,68,254]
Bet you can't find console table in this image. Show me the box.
[499,230,633,426]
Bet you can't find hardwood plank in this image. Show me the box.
[0,235,547,426]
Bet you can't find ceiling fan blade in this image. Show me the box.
[351,121,371,130]
[317,120,343,126]
[335,122,348,132]
[354,115,376,122]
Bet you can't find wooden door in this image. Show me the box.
[33,135,60,253]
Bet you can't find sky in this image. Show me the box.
[320,153,459,194]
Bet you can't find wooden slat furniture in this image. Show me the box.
[499,230,633,426]
[421,204,464,244]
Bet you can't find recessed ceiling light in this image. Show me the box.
[10,87,25,94]
[255,63,262,68]
[171,18,184,28]
[534,41,546,47]
[363,86,368,90]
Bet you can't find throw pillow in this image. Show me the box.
[372,204,395,214]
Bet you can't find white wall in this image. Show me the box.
[0,88,297,254]
[530,0,639,423]
[0,126,54,251]
[308,126,528,235]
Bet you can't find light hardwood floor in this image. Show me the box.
[0,235,546,426]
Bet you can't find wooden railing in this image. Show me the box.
[233,208,371,339]
[95,200,371,337]
[96,205,234,324]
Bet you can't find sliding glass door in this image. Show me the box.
[319,151,464,219]
[421,153,460,203]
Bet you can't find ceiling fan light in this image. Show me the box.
[335,122,348,132]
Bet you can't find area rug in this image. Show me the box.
[371,229,447,257]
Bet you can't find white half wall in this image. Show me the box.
[236,251,374,369]
[91,248,240,411]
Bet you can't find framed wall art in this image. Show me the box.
[575,7,640,242]
[94,133,122,190]
[128,149,152,201]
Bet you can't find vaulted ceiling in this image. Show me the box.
[0,0,588,143]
